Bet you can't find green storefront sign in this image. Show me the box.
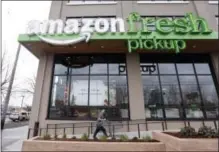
[18,12,217,53]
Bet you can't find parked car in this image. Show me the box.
[9,111,29,121]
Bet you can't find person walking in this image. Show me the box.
[103,99,112,137]
[93,109,109,139]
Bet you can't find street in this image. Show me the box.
[4,117,29,129]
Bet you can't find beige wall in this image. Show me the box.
[126,53,145,120]
[29,53,48,129]
[38,54,54,128]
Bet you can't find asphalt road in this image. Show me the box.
[4,118,29,129]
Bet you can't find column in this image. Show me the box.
[126,53,145,120]
[38,54,54,129]
[28,53,47,137]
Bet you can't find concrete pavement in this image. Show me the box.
[2,125,28,151]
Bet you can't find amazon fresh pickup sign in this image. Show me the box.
[26,12,213,53]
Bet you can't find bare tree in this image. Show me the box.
[1,49,21,101]
[1,50,11,100]
[23,104,32,112]
[1,44,21,130]
[22,74,36,94]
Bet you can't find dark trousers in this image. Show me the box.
[93,126,108,138]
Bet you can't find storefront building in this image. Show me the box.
[18,1,219,136]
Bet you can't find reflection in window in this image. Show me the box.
[54,64,68,75]
[160,76,181,105]
[143,76,161,106]
[205,107,218,118]
[185,108,204,118]
[51,76,68,107]
[109,76,129,118]
[165,108,180,118]
[177,64,194,74]
[49,54,129,120]
[198,76,218,107]
[145,108,164,119]
[90,108,107,119]
[195,63,211,74]
[109,64,126,75]
[50,76,69,118]
[179,76,201,106]
[70,76,89,106]
[90,64,107,74]
[89,76,108,106]
[71,66,89,75]
[142,76,163,119]
[66,107,89,120]
[140,54,218,120]
[159,64,176,74]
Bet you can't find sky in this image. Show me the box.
[2,1,52,106]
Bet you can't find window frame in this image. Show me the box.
[47,54,130,121]
[140,54,219,121]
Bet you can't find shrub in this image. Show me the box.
[131,137,138,141]
[119,134,129,142]
[111,137,116,141]
[43,134,51,140]
[142,135,151,142]
[99,135,108,141]
[216,129,219,137]
[54,134,58,139]
[81,133,89,141]
[72,136,77,139]
[198,126,217,138]
[180,126,196,137]
[62,133,67,139]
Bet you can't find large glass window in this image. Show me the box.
[140,54,219,120]
[48,54,129,120]
[142,75,164,119]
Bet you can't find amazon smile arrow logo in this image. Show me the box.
[37,32,91,46]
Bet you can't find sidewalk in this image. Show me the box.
[2,125,28,151]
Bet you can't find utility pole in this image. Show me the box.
[1,44,21,130]
[20,95,25,109]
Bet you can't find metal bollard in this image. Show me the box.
[137,124,140,138]
[161,122,164,131]
[27,128,30,139]
[112,125,115,138]
[54,124,57,137]
[88,126,90,137]
[72,124,75,134]
[63,128,66,135]
[145,120,148,131]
